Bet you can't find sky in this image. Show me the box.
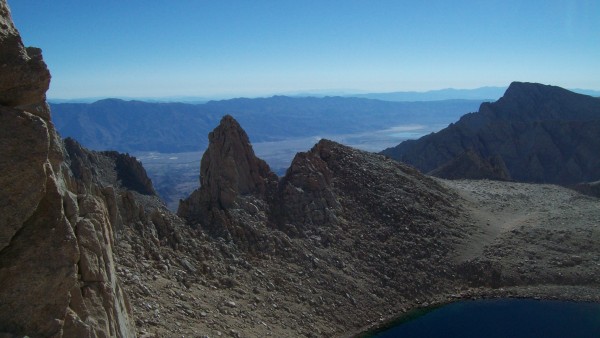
[8,0,600,100]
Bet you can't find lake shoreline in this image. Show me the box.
[349,285,600,338]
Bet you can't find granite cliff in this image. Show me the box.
[382,82,600,184]
[0,2,139,336]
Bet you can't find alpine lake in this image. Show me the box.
[368,298,600,338]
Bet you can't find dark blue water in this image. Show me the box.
[372,299,600,338]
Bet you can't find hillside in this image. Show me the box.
[130,115,600,337]
[382,82,600,184]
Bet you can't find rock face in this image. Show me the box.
[275,141,341,234]
[178,115,278,241]
[197,114,277,209]
[382,82,600,184]
[0,1,50,109]
[0,1,137,337]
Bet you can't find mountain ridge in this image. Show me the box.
[382,82,600,184]
[50,97,483,153]
[46,86,600,104]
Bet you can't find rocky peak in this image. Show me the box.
[104,151,157,195]
[178,115,279,242]
[65,137,157,196]
[276,139,340,235]
[382,82,600,184]
[481,81,600,122]
[502,81,570,102]
[178,114,277,217]
[201,114,278,209]
[0,0,50,111]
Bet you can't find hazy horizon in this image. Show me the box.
[9,1,600,99]
[45,84,600,104]
[47,85,508,102]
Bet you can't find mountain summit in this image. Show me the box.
[382,82,600,184]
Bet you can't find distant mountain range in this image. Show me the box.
[350,87,600,102]
[48,86,600,104]
[50,96,483,153]
[382,82,600,184]
[349,87,508,101]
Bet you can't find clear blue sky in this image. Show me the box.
[8,0,600,99]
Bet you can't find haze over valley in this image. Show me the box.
[50,97,484,209]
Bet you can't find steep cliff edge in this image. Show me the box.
[382,82,600,184]
[0,2,137,336]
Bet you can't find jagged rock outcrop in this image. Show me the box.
[186,114,277,210]
[178,115,279,243]
[65,138,156,196]
[179,115,464,247]
[275,142,341,235]
[0,93,136,337]
[0,2,137,336]
[382,82,600,184]
[0,1,50,109]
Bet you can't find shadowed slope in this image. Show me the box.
[382,82,600,184]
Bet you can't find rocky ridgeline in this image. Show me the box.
[169,114,478,335]
[382,82,600,185]
[179,115,467,254]
[113,98,600,336]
